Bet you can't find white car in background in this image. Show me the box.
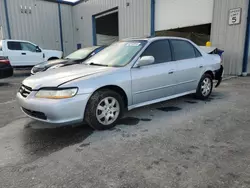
[0,40,63,66]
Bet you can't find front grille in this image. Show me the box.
[22,108,47,120]
[19,85,32,98]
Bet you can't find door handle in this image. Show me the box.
[199,65,203,68]
[168,71,174,74]
[21,53,26,55]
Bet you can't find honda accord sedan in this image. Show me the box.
[17,37,223,130]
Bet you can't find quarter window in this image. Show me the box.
[141,40,172,64]
[7,41,22,51]
[194,48,202,57]
[170,40,196,61]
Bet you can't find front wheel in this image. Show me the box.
[85,89,124,130]
[195,74,213,100]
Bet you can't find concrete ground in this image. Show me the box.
[0,74,250,188]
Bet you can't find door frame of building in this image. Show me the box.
[242,0,250,75]
[92,7,119,46]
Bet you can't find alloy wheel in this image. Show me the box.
[201,78,212,97]
[96,97,120,125]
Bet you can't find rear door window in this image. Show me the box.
[7,41,22,51]
[141,40,172,64]
[170,40,196,61]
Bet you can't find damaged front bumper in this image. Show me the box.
[214,65,224,88]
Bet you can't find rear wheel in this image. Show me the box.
[85,89,124,130]
[48,57,59,61]
[195,74,213,100]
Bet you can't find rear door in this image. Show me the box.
[131,39,177,105]
[170,39,203,94]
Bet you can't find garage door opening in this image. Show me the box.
[92,8,119,46]
[155,24,211,46]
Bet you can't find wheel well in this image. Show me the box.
[96,85,128,107]
[48,57,59,61]
[204,70,214,79]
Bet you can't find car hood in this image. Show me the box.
[37,59,68,68]
[23,64,113,90]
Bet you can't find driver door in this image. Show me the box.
[20,42,43,66]
[131,40,177,105]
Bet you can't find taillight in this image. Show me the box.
[0,56,10,64]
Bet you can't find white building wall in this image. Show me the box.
[155,0,214,31]
[73,0,151,47]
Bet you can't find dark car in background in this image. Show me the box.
[31,46,106,75]
[0,57,13,79]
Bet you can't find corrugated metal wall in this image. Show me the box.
[61,4,74,55]
[7,0,61,51]
[72,0,151,47]
[211,0,249,75]
[0,0,75,55]
[0,0,9,39]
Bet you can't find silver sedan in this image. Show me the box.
[17,37,223,130]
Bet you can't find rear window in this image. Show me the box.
[0,41,2,51]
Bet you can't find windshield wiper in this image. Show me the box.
[89,62,109,67]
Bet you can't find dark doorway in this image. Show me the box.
[93,8,119,46]
[155,24,211,46]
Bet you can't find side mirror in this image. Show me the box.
[36,46,42,53]
[135,56,155,67]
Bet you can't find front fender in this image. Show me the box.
[61,69,133,106]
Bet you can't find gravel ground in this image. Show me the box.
[0,76,250,188]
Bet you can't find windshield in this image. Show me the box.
[85,40,147,67]
[66,47,97,60]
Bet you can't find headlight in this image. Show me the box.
[35,88,78,99]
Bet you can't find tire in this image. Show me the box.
[48,57,59,61]
[195,73,213,100]
[85,89,125,130]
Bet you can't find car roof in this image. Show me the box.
[123,36,192,42]
[1,39,33,43]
